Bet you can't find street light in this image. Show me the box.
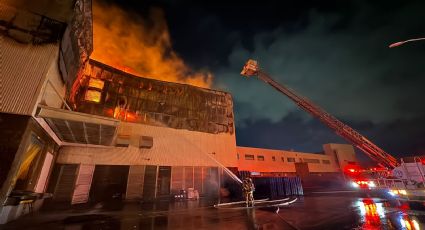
[389,37,425,48]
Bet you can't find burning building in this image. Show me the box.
[0,0,237,221]
[0,0,357,224]
[47,58,237,204]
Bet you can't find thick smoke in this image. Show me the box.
[91,2,212,88]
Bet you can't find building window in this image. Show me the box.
[281,157,285,162]
[303,158,320,164]
[14,134,45,191]
[257,155,265,161]
[322,160,331,164]
[85,89,102,103]
[88,78,105,90]
[272,156,276,161]
[245,154,254,160]
[287,157,295,162]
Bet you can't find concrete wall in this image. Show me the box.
[57,121,237,167]
[237,146,340,173]
[323,143,357,170]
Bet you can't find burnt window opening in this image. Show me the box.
[245,154,254,160]
[303,158,320,164]
[322,160,331,164]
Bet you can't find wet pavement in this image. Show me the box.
[1,191,425,229]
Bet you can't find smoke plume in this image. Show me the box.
[91,2,212,88]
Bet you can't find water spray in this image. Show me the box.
[205,152,243,184]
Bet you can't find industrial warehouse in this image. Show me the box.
[0,0,358,224]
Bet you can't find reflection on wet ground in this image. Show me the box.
[2,192,425,229]
[277,193,425,230]
[353,198,424,230]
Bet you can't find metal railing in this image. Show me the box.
[372,178,408,190]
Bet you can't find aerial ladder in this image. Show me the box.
[240,59,398,170]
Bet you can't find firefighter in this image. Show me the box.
[242,177,255,207]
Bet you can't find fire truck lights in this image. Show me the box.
[351,180,376,189]
[400,215,420,230]
[389,189,407,196]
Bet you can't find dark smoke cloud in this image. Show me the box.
[215,1,425,127]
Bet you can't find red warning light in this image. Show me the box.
[344,164,362,176]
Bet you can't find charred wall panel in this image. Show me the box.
[0,2,67,44]
[3,0,74,23]
[71,59,235,134]
[60,0,93,91]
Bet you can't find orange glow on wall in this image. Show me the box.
[125,112,137,122]
[91,2,212,88]
[85,90,101,103]
[104,108,114,117]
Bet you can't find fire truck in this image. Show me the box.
[240,59,425,193]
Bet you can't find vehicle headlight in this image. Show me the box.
[351,182,359,188]
[399,190,407,195]
[368,181,376,187]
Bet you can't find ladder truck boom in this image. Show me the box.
[240,59,398,169]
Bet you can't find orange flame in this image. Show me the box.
[91,2,212,88]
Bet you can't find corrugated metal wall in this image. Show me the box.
[253,177,303,199]
[0,36,58,115]
[57,121,237,167]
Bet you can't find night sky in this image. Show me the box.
[99,0,425,163]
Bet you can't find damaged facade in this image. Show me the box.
[0,0,357,224]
